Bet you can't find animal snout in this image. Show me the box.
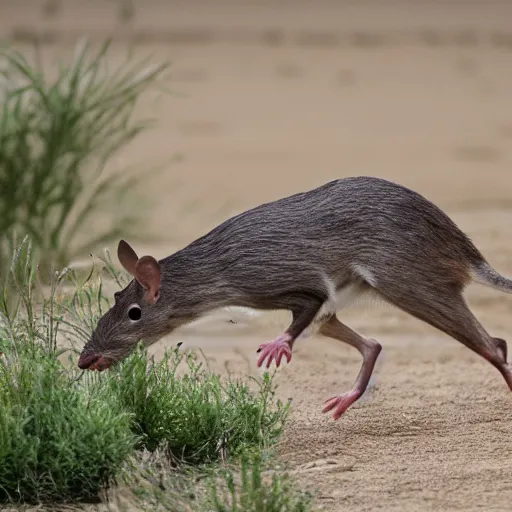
[78,352,99,369]
[77,352,112,371]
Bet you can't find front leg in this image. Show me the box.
[256,293,325,369]
[256,333,293,368]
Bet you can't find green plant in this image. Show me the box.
[0,240,135,503]
[0,240,302,506]
[0,346,135,503]
[0,39,169,281]
[120,450,316,512]
[101,344,290,464]
[54,246,291,465]
[206,453,316,512]
[120,449,199,511]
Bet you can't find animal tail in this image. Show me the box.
[472,261,512,294]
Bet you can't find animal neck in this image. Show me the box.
[161,245,232,315]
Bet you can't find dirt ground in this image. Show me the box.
[4,1,512,511]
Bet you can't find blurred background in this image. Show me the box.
[2,2,512,509]
[4,0,512,363]
[3,0,512,258]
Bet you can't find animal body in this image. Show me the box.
[78,176,512,419]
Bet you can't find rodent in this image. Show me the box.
[78,176,512,420]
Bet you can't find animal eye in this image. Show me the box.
[114,292,121,303]
[127,304,142,322]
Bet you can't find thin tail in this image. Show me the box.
[472,261,512,294]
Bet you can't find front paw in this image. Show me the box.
[256,334,292,368]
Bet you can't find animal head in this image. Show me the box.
[77,240,170,371]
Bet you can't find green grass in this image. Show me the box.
[0,39,169,282]
[207,453,315,512]
[0,239,312,509]
[61,246,290,465]
[103,345,289,463]
[117,449,315,512]
[0,239,135,503]
[0,345,134,503]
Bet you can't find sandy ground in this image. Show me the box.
[4,1,512,511]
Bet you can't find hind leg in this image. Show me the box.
[320,316,382,419]
[377,285,512,391]
[494,337,508,362]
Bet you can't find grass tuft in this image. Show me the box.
[206,453,316,512]
[0,345,134,504]
[103,344,290,463]
[0,240,310,509]
[0,39,169,281]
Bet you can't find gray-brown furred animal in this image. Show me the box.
[78,176,512,420]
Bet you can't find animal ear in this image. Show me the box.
[117,240,161,304]
[134,256,161,304]
[118,240,139,276]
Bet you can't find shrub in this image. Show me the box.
[0,39,169,281]
[0,351,134,503]
[58,245,290,466]
[119,450,316,512]
[206,453,316,512]
[102,345,290,464]
[0,239,135,503]
[0,239,298,506]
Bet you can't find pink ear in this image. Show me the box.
[118,240,139,276]
[134,256,161,304]
[117,240,161,304]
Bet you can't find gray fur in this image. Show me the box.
[79,176,512,398]
[472,261,512,293]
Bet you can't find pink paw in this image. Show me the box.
[256,334,292,369]
[322,390,361,420]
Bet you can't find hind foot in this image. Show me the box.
[322,390,362,420]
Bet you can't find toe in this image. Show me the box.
[279,349,291,366]
[332,407,346,421]
[257,354,267,367]
[257,347,270,367]
[332,399,352,419]
[322,396,339,413]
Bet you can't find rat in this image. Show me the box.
[77,176,512,420]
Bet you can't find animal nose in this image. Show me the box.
[78,353,100,370]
